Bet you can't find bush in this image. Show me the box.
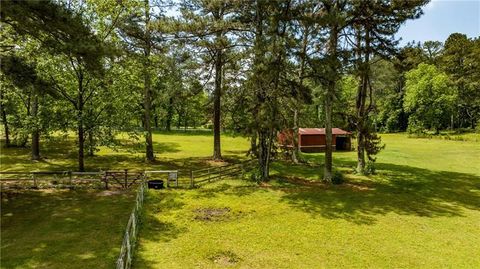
[365,161,376,175]
[332,170,344,185]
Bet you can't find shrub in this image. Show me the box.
[364,161,376,175]
[332,170,344,185]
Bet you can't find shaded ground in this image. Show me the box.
[0,189,134,269]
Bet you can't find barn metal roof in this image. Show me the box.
[298,128,351,135]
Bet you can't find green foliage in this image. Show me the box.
[331,170,344,185]
[404,63,457,133]
[364,160,376,175]
[441,33,480,129]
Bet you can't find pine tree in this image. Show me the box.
[348,0,427,174]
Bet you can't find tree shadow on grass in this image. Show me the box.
[278,162,480,225]
[0,189,134,269]
[192,181,264,199]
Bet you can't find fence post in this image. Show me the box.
[32,173,37,188]
[104,171,109,190]
[124,169,128,189]
[190,170,194,188]
[68,171,73,186]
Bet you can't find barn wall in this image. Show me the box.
[300,134,325,146]
[300,134,338,146]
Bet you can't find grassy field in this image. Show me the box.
[0,130,250,172]
[1,131,480,268]
[0,190,134,269]
[133,133,479,268]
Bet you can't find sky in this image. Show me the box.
[396,0,480,45]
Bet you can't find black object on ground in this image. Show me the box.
[147,180,164,189]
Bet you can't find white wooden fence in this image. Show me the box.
[115,180,147,269]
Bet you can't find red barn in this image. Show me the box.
[278,128,352,153]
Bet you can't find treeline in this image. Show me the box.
[1,0,477,181]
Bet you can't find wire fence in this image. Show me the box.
[115,180,147,269]
[0,170,144,190]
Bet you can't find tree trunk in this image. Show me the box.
[355,27,370,175]
[249,132,258,157]
[324,25,339,183]
[257,130,272,181]
[356,132,365,173]
[144,0,154,162]
[324,90,333,182]
[166,97,173,131]
[31,93,40,160]
[78,76,85,172]
[292,25,309,164]
[212,44,222,160]
[292,108,299,163]
[87,129,94,156]
[1,90,11,147]
[184,112,188,131]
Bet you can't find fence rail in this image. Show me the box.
[189,160,255,187]
[1,170,151,190]
[115,180,146,269]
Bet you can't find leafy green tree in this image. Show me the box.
[441,33,480,129]
[243,0,312,181]
[2,0,111,171]
[404,63,457,133]
[348,0,427,174]
[0,54,55,159]
[306,0,348,182]
[422,41,443,64]
[176,0,244,160]
[115,0,169,161]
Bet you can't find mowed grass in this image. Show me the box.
[134,133,480,268]
[0,130,250,172]
[0,190,135,269]
[1,132,479,268]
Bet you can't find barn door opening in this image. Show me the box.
[335,136,350,150]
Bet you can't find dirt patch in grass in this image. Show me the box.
[193,206,247,222]
[96,190,128,196]
[204,159,230,166]
[208,250,241,266]
[194,207,231,221]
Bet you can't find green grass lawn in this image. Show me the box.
[0,190,134,269]
[1,131,480,268]
[0,130,250,172]
[133,133,479,268]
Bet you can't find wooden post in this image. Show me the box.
[190,170,194,188]
[68,171,73,187]
[124,169,128,189]
[104,171,109,190]
[32,173,37,188]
